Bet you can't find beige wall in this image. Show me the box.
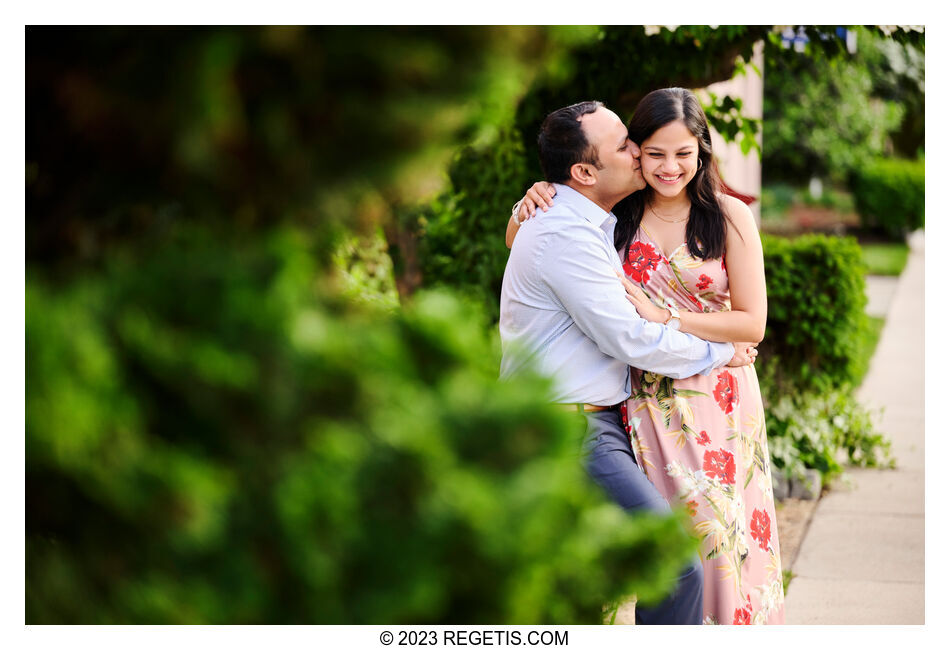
[698,41,764,224]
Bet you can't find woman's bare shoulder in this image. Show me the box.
[717,193,758,234]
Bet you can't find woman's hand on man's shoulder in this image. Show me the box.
[519,182,557,222]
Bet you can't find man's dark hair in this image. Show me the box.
[537,101,604,183]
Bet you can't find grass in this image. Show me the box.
[861,242,909,276]
[782,569,795,595]
[853,316,886,385]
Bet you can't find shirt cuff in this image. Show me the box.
[709,341,734,373]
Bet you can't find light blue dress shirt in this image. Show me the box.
[499,184,734,405]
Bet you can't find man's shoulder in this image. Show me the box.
[538,201,604,237]
[524,212,612,271]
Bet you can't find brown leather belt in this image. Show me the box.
[558,403,619,413]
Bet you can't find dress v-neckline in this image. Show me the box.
[639,224,687,261]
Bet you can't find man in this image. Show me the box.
[499,101,754,625]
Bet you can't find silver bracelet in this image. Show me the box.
[511,199,525,225]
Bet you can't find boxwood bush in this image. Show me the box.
[758,233,870,398]
[27,225,697,624]
[757,233,891,486]
[850,157,925,238]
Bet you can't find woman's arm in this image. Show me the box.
[505,213,522,249]
[505,182,557,249]
[623,195,767,343]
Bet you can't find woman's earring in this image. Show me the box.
[697,158,703,170]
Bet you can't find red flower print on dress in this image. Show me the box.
[703,448,736,485]
[696,430,711,446]
[620,402,631,435]
[686,500,698,517]
[696,274,713,290]
[713,370,739,414]
[733,595,753,625]
[750,508,772,551]
[623,241,663,283]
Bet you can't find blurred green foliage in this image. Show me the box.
[760,183,856,223]
[800,186,856,214]
[851,316,887,389]
[757,235,891,486]
[766,389,894,485]
[415,129,532,321]
[759,184,798,222]
[331,227,401,310]
[27,26,704,624]
[755,234,889,485]
[850,157,925,238]
[509,26,773,159]
[702,91,762,157]
[758,234,870,396]
[26,26,561,268]
[861,243,910,276]
[859,28,926,159]
[27,226,698,623]
[763,27,922,185]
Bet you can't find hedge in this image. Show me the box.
[850,157,925,238]
[756,233,892,486]
[26,225,696,623]
[757,233,870,399]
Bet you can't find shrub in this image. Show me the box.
[417,128,530,321]
[850,157,925,238]
[766,390,894,485]
[416,26,779,317]
[801,186,856,214]
[758,233,869,397]
[760,184,797,222]
[763,27,911,185]
[26,225,696,624]
[757,233,894,489]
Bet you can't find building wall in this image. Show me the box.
[699,41,764,224]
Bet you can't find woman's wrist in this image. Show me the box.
[663,305,682,330]
[511,199,525,225]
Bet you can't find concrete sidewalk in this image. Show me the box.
[783,231,925,624]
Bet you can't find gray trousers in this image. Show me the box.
[582,408,704,625]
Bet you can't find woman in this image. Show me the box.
[506,88,784,625]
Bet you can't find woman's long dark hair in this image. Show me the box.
[614,87,734,263]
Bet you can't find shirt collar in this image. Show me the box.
[552,183,615,230]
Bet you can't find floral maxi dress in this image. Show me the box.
[621,226,785,625]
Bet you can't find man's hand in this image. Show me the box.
[726,342,758,367]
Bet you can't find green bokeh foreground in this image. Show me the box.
[28,25,920,623]
[26,226,697,623]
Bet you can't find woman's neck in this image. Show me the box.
[647,190,690,215]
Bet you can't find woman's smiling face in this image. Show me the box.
[639,119,700,199]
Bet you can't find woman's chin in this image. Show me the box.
[647,181,685,198]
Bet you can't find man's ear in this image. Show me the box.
[569,163,596,186]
